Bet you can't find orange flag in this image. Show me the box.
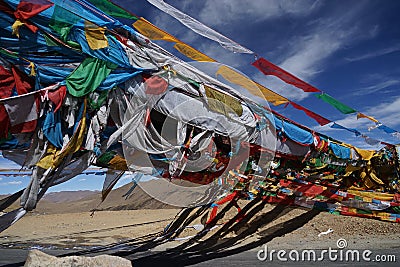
[357,112,379,123]
[173,42,215,62]
[216,65,289,106]
[133,18,178,42]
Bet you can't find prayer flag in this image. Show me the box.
[133,18,178,42]
[87,0,137,20]
[315,93,356,114]
[290,102,331,126]
[146,0,253,53]
[216,66,289,106]
[357,112,378,123]
[331,122,361,136]
[84,20,109,50]
[66,57,117,97]
[252,57,321,92]
[173,42,215,62]
[205,85,243,117]
[14,0,53,20]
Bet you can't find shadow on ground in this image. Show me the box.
[117,197,321,266]
[1,198,320,267]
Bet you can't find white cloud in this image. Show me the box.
[198,0,322,26]
[1,180,23,185]
[78,178,86,182]
[277,2,374,82]
[345,44,400,62]
[352,79,400,96]
[366,97,400,127]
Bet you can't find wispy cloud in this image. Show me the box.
[353,79,400,96]
[247,2,375,102]
[198,0,322,26]
[279,2,374,80]
[345,44,400,62]
[367,97,400,127]
[0,180,22,186]
[78,178,86,182]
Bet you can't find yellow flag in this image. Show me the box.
[36,144,59,169]
[353,147,376,160]
[356,112,379,123]
[84,20,108,50]
[11,19,24,38]
[133,18,178,42]
[36,101,87,169]
[216,66,289,106]
[173,42,216,62]
[204,85,243,117]
[109,155,129,170]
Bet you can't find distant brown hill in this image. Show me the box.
[1,181,177,215]
[31,181,177,215]
[43,190,99,203]
[1,178,218,215]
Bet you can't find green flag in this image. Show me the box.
[66,57,117,97]
[88,0,138,20]
[315,93,356,114]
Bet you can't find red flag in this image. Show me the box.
[252,57,321,93]
[11,66,34,95]
[144,75,168,95]
[290,102,331,126]
[47,85,67,112]
[14,0,53,20]
[8,66,37,134]
[0,105,11,139]
[0,65,15,99]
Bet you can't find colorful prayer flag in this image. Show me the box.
[133,18,178,42]
[252,57,321,92]
[315,93,356,114]
[290,102,331,126]
[173,42,215,62]
[84,20,109,50]
[357,112,378,123]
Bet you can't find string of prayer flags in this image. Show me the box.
[252,57,321,92]
[140,0,399,140]
[315,93,356,114]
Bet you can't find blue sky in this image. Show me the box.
[1,0,400,194]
